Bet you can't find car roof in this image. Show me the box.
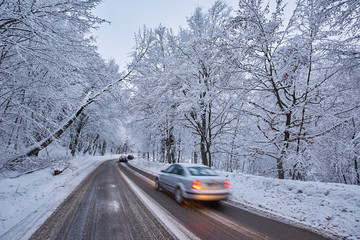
[175,163,210,168]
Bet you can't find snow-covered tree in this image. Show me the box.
[0,0,130,169]
[225,0,360,182]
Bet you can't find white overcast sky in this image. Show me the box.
[92,0,240,68]
[92,0,295,69]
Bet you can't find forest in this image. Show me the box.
[1,0,359,184]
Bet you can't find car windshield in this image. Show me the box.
[186,167,218,176]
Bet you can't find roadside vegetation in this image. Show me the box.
[1,0,359,184]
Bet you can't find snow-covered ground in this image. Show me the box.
[0,155,359,240]
[0,155,113,240]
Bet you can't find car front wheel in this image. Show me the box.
[155,178,161,191]
[174,187,183,204]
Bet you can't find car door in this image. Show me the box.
[160,165,176,191]
[167,165,185,192]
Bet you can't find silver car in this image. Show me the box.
[155,163,232,204]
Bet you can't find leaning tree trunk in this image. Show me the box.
[70,113,88,156]
[27,98,94,157]
[2,69,134,169]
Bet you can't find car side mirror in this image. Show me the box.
[161,170,165,173]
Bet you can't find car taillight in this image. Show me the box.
[192,180,202,190]
[224,180,232,188]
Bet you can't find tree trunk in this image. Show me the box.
[352,118,360,184]
[165,127,175,164]
[354,157,359,185]
[278,112,292,180]
[2,69,134,168]
[26,99,93,158]
[70,114,87,156]
[200,136,208,166]
[229,119,240,172]
[193,150,198,164]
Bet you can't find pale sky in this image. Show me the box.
[92,0,240,68]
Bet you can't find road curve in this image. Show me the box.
[30,160,174,240]
[31,159,331,240]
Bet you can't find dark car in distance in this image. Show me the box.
[119,155,128,163]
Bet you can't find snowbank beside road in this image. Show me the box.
[0,155,113,239]
[129,158,360,240]
[226,171,360,240]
